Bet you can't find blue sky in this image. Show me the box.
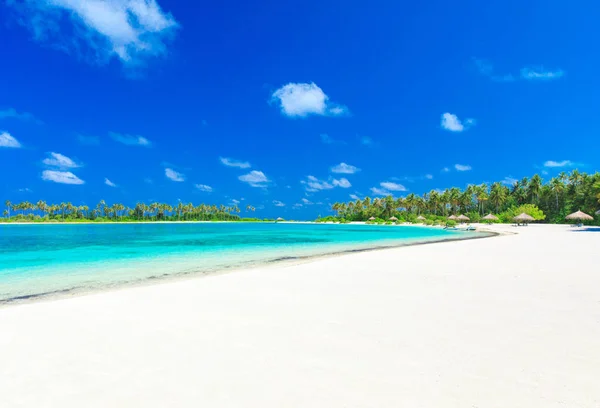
[1,0,598,219]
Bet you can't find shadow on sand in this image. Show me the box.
[570,226,600,232]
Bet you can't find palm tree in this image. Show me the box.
[4,200,11,218]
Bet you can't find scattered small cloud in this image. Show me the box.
[231,199,240,205]
[301,198,313,205]
[76,134,100,145]
[320,133,346,145]
[425,174,434,180]
[502,176,518,186]
[42,170,84,185]
[273,200,285,207]
[370,181,407,196]
[441,113,475,132]
[105,178,117,187]
[442,167,450,173]
[544,160,573,168]
[332,178,351,188]
[473,58,564,82]
[292,203,303,209]
[331,162,360,174]
[18,188,32,193]
[349,194,361,200]
[521,67,564,81]
[220,157,251,169]
[380,182,407,192]
[302,175,334,192]
[239,170,269,188]
[165,168,185,182]
[473,58,515,82]
[370,187,391,196]
[0,131,22,148]
[42,152,80,169]
[195,184,213,192]
[360,135,374,146]
[270,82,349,118]
[0,108,43,124]
[454,164,472,172]
[7,0,180,67]
[110,132,152,147]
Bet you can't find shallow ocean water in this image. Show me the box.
[0,223,481,302]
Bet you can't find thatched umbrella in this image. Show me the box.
[276,217,284,222]
[368,216,376,221]
[566,210,594,222]
[514,213,534,225]
[416,215,426,221]
[457,214,470,223]
[389,216,398,221]
[448,215,458,220]
[482,213,499,222]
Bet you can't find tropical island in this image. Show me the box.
[1,200,266,223]
[319,170,600,226]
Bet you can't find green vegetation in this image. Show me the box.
[0,200,272,223]
[324,170,600,225]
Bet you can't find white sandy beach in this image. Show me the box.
[1,224,599,407]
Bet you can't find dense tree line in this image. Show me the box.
[2,200,258,222]
[328,170,600,224]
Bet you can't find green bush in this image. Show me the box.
[445,220,457,227]
[499,204,546,223]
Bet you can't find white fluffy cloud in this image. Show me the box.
[220,157,251,169]
[370,181,407,196]
[349,194,361,200]
[43,152,80,169]
[332,178,351,188]
[302,175,352,192]
[105,178,117,187]
[441,113,475,132]
[425,174,433,180]
[195,184,213,192]
[502,177,518,185]
[271,82,349,118]
[273,200,285,207]
[42,170,84,185]
[454,164,472,172]
[302,176,333,192]
[239,170,269,188]
[380,182,407,191]
[165,168,184,182]
[370,187,391,196]
[521,67,564,80]
[110,132,152,146]
[544,160,573,168]
[0,131,22,148]
[331,162,360,174]
[301,198,313,205]
[8,0,179,66]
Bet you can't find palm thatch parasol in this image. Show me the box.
[276,217,284,222]
[448,215,458,220]
[389,216,398,221]
[514,213,534,223]
[368,216,376,221]
[457,214,470,222]
[566,210,594,221]
[482,213,499,221]
[416,215,426,221]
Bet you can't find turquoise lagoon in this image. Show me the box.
[0,223,483,302]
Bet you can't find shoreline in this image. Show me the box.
[0,229,497,307]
